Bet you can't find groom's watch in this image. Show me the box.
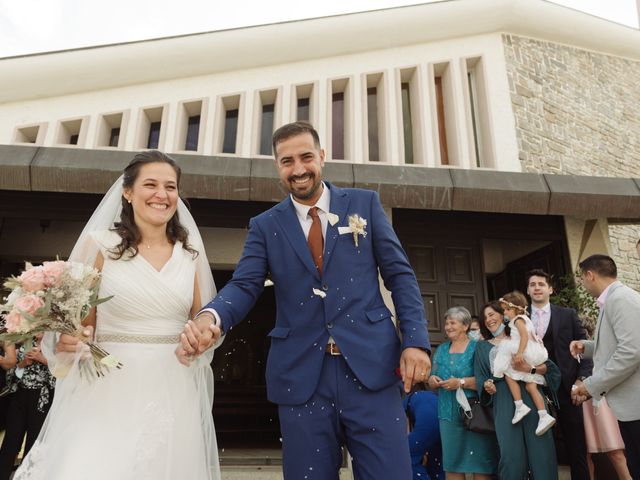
[530,366,537,375]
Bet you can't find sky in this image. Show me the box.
[0,0,638,58]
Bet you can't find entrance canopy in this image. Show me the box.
[1,145,639,219]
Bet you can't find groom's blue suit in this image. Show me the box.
[205,182,429,478]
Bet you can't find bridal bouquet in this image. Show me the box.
[0,260,121,378]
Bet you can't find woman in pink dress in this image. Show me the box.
[582,365,630,479]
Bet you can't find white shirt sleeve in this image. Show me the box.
[197,308,222,330]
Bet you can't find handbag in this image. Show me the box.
[459,397,495,434]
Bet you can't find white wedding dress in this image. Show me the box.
[15,231,220,480]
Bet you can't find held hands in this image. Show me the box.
[427,375,466,392]
[427,375,442,390]
[399,347,431,393]
[175,315,221,367]
[437,377,462,391]
[571,379,590,405]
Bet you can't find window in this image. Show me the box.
[367,87,380,162]
[399,67,424,165]
[56,118,85,146]
[136,106,166,150]
[223,109,238,154]
[185,115,200,151]
[401,83,414,164]
[14,124,45,144]
[148,122,161,149]
[432,62,457,166]
[109,128,120,147]
[434,76,449,165]
[293,83,314,123]
[329,78,350,160]
[260,104,275,155]
[332,92,345,159]
[257,89,278,156]
[364,72,385,163]
[216,94,242,155]
[177,100,203,152]
[297,98,310,122]
[467,72,481,167]
[96,112,125,148]
[465,57,492,168]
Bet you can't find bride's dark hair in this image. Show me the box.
[109,150,197,260]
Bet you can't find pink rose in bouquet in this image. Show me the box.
[3,311,22,333]
[42,260,65,287]
[18,267,46,292]
[15,294,45,315]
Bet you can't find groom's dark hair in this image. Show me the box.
[110,150,197,260]
[272,121,321,156]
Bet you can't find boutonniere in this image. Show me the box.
[326,212,339,226]
[347,214,367,247]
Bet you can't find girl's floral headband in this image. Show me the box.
[498,297,527,314]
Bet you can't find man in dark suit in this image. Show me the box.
[183,121,431,479]
[526,269,592,480]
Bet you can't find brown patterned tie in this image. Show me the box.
[307,207,323,275]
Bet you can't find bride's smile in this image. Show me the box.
[124,162,179,227]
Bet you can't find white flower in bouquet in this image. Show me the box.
[0,260,121,378]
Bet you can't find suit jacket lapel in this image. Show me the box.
[273,197,320,280]
[322,183,351,273]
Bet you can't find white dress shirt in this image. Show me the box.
[531,303,551,338]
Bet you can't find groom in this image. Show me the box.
[184,121,430,479]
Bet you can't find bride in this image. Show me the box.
[14,151,221,480]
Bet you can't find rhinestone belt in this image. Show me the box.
[96,333,180,344]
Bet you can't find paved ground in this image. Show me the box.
[3,439,572,479]
[219,466,571,480]
[218,450,571,479]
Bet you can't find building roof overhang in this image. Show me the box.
[2,145,639,219]
[1,0,639,104]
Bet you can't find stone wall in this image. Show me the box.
[503,34,640,289]
[609,224,640,291]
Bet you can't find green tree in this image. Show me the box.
[550,270,599,336]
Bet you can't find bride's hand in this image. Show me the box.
[56,327,94,353]
[176,319,221,366]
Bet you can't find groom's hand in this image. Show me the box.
[192,313,222,354]
[400,347,431,393]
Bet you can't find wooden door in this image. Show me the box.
[395,212,485,345]
[393,209,569,346]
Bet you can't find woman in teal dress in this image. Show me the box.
[474,301,561,480]
[427,307,498,479]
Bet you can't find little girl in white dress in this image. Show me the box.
[493,291,556,436]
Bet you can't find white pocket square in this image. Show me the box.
[338,227,352,235]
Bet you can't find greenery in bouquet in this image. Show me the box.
[0,260,121,377]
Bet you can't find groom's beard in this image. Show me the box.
[287,173,322,202]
